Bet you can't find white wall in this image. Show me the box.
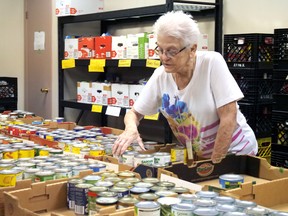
[0,1,25,109]
[1,0,288,115]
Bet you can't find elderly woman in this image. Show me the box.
[112,10,258,163]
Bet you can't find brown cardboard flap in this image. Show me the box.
[258,157,288,180]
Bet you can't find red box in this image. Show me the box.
[78,37,95,59]
[95,36,112,59]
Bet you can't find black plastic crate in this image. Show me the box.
[273,28,288,69]
[239,103,272,138]
[224,33,274,69]
[271,143,288,168]
[230,68,273,78]
[272,110,288,144]
[0,101,17,112]
[0,77,17,101]
[272,69,288,94]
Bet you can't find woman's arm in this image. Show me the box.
[211,101,237,163]
[112,108,145,156]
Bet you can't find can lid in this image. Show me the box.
[96,197,118,205]
[98,191,118,198]
[135,201,160,209]
[157,197,181,206]
[118,196,139,204]
[155,190,178,197]
[193,207,219,216]
[172,203,196,211]
[134,182,154,188]
[142,177,159,184]
[130,187,150,194]
[139,193,159,201]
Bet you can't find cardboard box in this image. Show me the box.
[198,34,209,51]
[91,82,112,105]
[78,37,95,59]
[95,36,112,59]
[4,170,137,216]
[55,0,104,16]
[126,34,139,59]
[148,33,158,59]
[111,83,129,107]
[158,155,288,186]
[64,38,78,59]
[129,84,144,107]
[138,33,149,59]
[111,36,127,59]
[223,177,288,211]
[77,81,91,103]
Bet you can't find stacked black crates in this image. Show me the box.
[0,77,17,112]
[271,28,288,168]
[224,34,274,160]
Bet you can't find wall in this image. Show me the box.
[1,0,288,116]
[0,1,25,110]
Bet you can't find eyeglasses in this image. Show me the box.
[154,46,187,58]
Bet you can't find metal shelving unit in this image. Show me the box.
[58,0,223,143]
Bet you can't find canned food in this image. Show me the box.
[194,199,217,208]
[171,203,196,216]
[72,165,89,176]
[120,151,137,167]
[130,187,150,195]
[157,197,181,216]
[67,178,84,209]
[139,193,159,201]
[193,207,219,216]
[155,190,178,198]
[88,163,106,172]
[39,147,50,156]
[89,147,105,157]
[114,181,133,189]
[74,183,94,215]
[134,201,160,216]
[216,204,238,214]
[0,169,21,186]
[153,152,171,166]
[143,141,159,150]
[3,148,18,159]
[171,187,190,194]
[104,177,122,184]
[49,149,63,155]
[134,182,154,189]
[34,171,56,182]
[18,147,34,158]
[142,177,159,184]
[110,186,129,198]
[118,196,139,209]
[157,181,175,189]
[17,162,36,170]
[55,168,72,179]
[95,197,118,209]
[150,186,168,193]
[23,168,41,182]
[178,193,197,204]
[234,199,257,211]
[219,174,244,189]
[95,180,114,188]
[117,171,135,179]
[123,177,141,184]
[214,196,235,205]
[97,191,118,198]
[195,191,219,199]
[0,163,14,170]
[83,175,101,184]
[133,154,154,167]
[87,186,108,215]
[171,146,187,163]
[100,172,118,178]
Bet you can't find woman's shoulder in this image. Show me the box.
[197,50,223,60]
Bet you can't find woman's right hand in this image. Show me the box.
[112,128,145,156]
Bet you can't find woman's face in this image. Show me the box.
[156,35,194,74]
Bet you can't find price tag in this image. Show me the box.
[90,59,106,67]
[91,104,103,113]
[105,106,121,117]
[146,59,160,68]
[118,59,131,67]
[144,112,159,120]
[61,59,75,69]
[88,65,104,72]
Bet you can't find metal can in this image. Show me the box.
[219,174,244,189]
[155,190,178,198]
[87,186,108,215]
[16,162,36,170]
[153,152,171,166]
[118,196,139,209]
[134,201,160,216]
[72,165,89,177]
[130,187,150,195]
[34,171,56,182]
[193,207,219,216]
[39,147,50,156]
[214,196,235,205]
[117,171,135,179]
[134,182,154,189]
[110,186,129,198]
[178,193,198,204]
[142,177,159,184]
[67,178,84,209]
[195,191,219,199]
[95,180,114,188]
[95,197,118,210]
[171,187,190,194]
[171,146,187,163]
[114,181,133,189]
[0,163,14,170]
[3,148,18,160]
[216,204,238,215]
[54,168,72,179]
[49,148,63,155]
[104,177,122,184]
[139,193,159,201]
[72,143,87,155]
[194,199,217,208]
[0,169,21,186]
[120,151,137,167]
[89,147,105,157]
[171,203,196,216]
[133,154,154,167]
[23,168,41,182]
[18,147,34,158]
[157,181,175,189]
[74,183,94,215]
[123,177,141,184]
[88,163,106,172]
[234,199,257,211]
[83,175,101,184]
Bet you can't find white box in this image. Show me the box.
[111,36,127,59]
[91,82,112,105]
[77,81,91,103]
[198,34,209,51]
[111,83,130,107]
[126,34,139,59]
[56,0,104,17]
[148,33,159,59]
[129,84,144,107]
[64,38,79,59]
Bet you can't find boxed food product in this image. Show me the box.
[55,0,104,16]
[64,38,78,59]
[111,83,129,107]
[91,82,112,105]
[129,84,144,107]
[95,35,112,59]
[78,37,95,59]
[77,81,91,103]
[111,36,127,59]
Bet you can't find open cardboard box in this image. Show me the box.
[39,122,77,130]
[222,177,288,212]
[158,155,288,191]
[4,169,140,216]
